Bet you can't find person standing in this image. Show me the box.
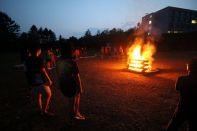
[25,46,53,116]
[56,43,85,122]
[165,58,197,131]
[119,45,124,57]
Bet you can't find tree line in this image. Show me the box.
[0,11,137,52]
[1,11,197,52]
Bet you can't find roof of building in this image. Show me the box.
[156,6,197,13]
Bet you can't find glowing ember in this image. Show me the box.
[127,38,156,73]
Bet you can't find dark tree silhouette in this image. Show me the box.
[67,36,78,47]
[96,30,101,36]
[26,26,56,45]
[29,25,38,34]
[28,25,40,43]
[84,29,92,38]
[0,11,20,41]
[40,28,56,43]
[59,35,62,41]
[48,29,56,42]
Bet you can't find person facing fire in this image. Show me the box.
[165,58,197,131]
[56,43,85,122]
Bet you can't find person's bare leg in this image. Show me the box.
[75,94,80,115]
[43,85,52,113]
[38,93,43,112]
[74,94,85,119]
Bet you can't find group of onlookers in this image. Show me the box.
[20,44,197,130]
[22,44,85,125]
[101,45,124,58]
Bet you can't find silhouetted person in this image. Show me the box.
[56,43,85,123]
[165,58,197,131]
[74,48,80,60]
[25,46,53,117]
[119,45,124,57]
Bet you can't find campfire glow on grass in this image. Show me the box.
[127,38,157,73]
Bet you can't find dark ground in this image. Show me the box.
[0,51,197,131]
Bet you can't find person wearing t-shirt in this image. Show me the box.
[25,46,53,116]
[56,43,85,122]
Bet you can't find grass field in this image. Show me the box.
[0,51,196,131]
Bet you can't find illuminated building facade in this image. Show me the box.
[141,6,197,36]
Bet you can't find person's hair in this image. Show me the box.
[29,45,41,56]
[188,58,197,74]
[60,43,73,59]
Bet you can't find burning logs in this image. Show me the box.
[128,59,151,73]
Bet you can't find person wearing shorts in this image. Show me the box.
[25,46,53,116]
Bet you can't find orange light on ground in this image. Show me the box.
[127,38,156,73]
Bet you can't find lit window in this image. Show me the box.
[168,31,171,33]
[191,20,197,24]
[174,31,178,33]
[149,20,152,24]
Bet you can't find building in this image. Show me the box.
[141,6,197,36]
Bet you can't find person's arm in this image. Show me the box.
[42,67,52,86]
[73,61,83,93]
[73,73,83,93]
[39,57,52,86]
[77,74,83,93]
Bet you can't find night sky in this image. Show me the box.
[0,0,197,38]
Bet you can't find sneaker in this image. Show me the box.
[76,113,85,118]
[74,115,85,120]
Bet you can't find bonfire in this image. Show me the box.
[127,38,157,73]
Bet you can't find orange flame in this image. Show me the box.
[127,38,156,72]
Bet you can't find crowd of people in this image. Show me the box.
[22,44,85,124]
[20,44,197,130]
[101,45,125,58]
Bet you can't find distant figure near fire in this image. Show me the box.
[165,58,197,131]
